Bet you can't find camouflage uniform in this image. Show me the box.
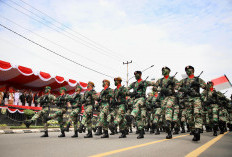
[49,91,69,137]
[128,74,155,139]
[65,92,82,137]
[176,67,206,141]
[228,97,232,131]
[125,97,134,133]
[113,85,128,137]
[155,75,178,139]
[97,85,114,138]
[218,92,229,134]
[80,88,97,138]
[25,87,56,137]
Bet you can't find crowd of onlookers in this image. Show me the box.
[0,88,41,107]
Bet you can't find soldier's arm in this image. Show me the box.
[199,78,207,89]
[175,79,184,90]
[146,80,156,87]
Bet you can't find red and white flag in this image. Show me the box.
[211,75,232,91]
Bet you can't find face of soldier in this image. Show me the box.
[45,89,50,94]
[114,81,118,86]
[76,88,81,94]
[162,69,170,76]
[135,74,141,80]
[60,89,65,94]
[186,69,194,76]
[87,84,92,90]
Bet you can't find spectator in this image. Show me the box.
[14,89,20,105]
[33,92,40,107]
[0,90,4,106]
[26,90,33,106]
[8,88,14,105]
[3,90,9,104]
[20,91,27,106]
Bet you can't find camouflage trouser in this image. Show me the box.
[172,104,180,128]
[153,108,162,126]
[202,106,210,127]
[131,98,146,130]
[81,105,93,131]
[219,107,228,122]
[107,108,117,130]
[228,110,232,125]
[186,97,202,130]
[50,108,67,131]
[67,107,81,131]
[210,104,219,125]
[146,111,152,128]
[31,107,49,131]
[98,102,110,130]
[161,96,176,129]
[180,108,187,123]
[91,113,98,130]
[114,104,127,131]
[125,109,133,130]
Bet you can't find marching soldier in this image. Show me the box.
[79,81,98,138]
[176,66,206,141]
[24,86,56,137]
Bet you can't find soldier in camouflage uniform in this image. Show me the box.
[125,96,134,134]
[155,67,178,139]
[47,87,70,137]
[128,71,155,139]
[64,86,83,138]
[24,86,56,137]
[201,81,220,136]
[228,95,232,131]
[79,81,97,138]
[218,92,229,134]
[96,80,114,138]
[176,66,206,141]
[113,77,128,138]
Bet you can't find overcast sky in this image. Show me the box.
[0,0,232,95]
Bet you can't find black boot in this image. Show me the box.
[155,128,160,135]
[64,122,71,132]
[213,125,218,136]
[115,126,118,134]
[95,127,103,136]
[71,130,78,138]
[125,128,129,135]
[24,120,33,128]
[173,127,179,135]
[78,124,84,133]
[137,129,144,139]
[41,130,49,137]
[150,123,155,134]
[84,130,93,138]
[181,122,185,133]
[229,124,232,131]
[119,130,127,138]
[166,130,172,139]
[110,126,115,135]
[135,127,139,134]
[192,128,200,141]
[129,127,133,133]
[101,130,109,138]
[219,121,225,134]
[58,130,65,137]
[187,123,190,132]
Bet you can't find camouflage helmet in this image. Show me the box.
[75,86,82,91]
[134,71,142,75]
[162,66,171,72]
[114,77,122,82]
[103,79,110,86]
[45,86,51,90]
[60,87,67,92]
[185,65,194,72]
[88,81,95,87]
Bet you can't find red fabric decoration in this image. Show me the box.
[164,75,169,79]
[138,79,142,83]
[189,74,194,79]
[117,84,121,89]
[0,60,12,70]
[55,76,64,83]
[69,79,77,84]
[40,71,51,79]
[18,66,33,75]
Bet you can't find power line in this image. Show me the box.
[0,15,124,74]
[0,23,115,79]
[11,0,143,69]
[4,0,126,63]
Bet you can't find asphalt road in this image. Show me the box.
[0,130,231,157]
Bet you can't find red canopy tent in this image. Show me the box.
[0,59,88,113]
[0,59,88,94]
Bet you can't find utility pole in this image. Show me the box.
[123,60,132,87]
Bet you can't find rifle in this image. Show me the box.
[130,76,149,98]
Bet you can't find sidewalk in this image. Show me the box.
[0,128,74,134]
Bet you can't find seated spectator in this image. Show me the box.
[0,90,4,106]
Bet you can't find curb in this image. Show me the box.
[0,128,74,134]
